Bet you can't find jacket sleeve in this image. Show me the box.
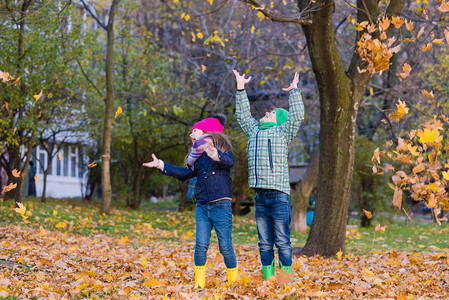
[216,150,235,169]
[235,90,259,136]
[280,88,305,145]
[160,161,194,181]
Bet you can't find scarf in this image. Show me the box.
[259,108,289,130]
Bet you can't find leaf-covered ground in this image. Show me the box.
[0,199,448,299]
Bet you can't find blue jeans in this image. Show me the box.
[255,189,292,267]
[194,200,237,268]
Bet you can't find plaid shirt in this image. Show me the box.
[235,89,304,195]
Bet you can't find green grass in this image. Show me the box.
[1,197,447,255]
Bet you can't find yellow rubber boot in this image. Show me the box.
[226,264,238,285]
[194,265,206,288]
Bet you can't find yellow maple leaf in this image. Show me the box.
[421,89,434,99]
[421,42,433,52]
[2,182,17,194]
[405,20,414,31]
[88,162,97,168]
[197,32,203,39]
[12,169,20,178]
[397,63,411,78]
[143,278,164,286]
[391,16,405,28]
[438,1,449,12]
[250,25,255,34]
[207,0,213,5]
[379,16,390,31]
[35,175,39,182]
[417,128,440,144]
[442,171,449,180]
[114,106,123,118]
[14,202,29,220]
[444,30,449,45]
[33,90,43,102]
[362,209,372,219]
[257,11,265,21]
[58,151,62,160]
[389,99,409,122]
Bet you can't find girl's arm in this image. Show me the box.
[202,139,234,169]
[143,153,194,181]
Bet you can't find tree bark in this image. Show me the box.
[291,149,319,233]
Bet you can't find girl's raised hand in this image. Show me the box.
[282,72,299,92]
[232,69,252,90]
[142,153,164,170]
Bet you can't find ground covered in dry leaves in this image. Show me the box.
[1,224,448,299]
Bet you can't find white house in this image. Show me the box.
[29,143,88,198]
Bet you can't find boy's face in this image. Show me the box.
[260,109,277,123]
[190,128,205,144]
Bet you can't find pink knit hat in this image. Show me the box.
[192,117,224,133]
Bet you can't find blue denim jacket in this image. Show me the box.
[161,149,234,204]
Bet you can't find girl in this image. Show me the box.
[142,114,238,288]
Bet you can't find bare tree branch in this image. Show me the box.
[80,0,107,30]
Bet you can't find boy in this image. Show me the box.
[233,70,304,279]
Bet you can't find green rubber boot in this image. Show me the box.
[262,259,275,280]
[279,260,292,275]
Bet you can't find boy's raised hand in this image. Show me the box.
[232,69,252,90]
[142,153,164,170]
[282,72,299,92]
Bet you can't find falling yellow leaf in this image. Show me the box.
[417,128,440,144]
[421,43,432,52]
[438,0,449,12]
[88,162,97,168]
[257,11,265,21]
[197,32,204,39]
[379,16,390,31]
[392,187,403,209]
[421,89,434,99]
[207,0,213,5]
[201,65,206,72]
[114,106,123,118]
[34,175,39,182]
[389,99,409,122]
[58,151,62,160]
[442,171,449,180]
[362,209,372,219]
[33,90,43,102]
[336,249,343,261]
[12,169,20,178]
[405,20,414,31]
[250,25,255,34]
[2,182,17,194]
[184,14,190,21]
[14,202,29,220]
[417,27,425,39]
[396,63,411,78]
[444,30,449,45]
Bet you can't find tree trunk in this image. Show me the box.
[100,0,121,215]
[297,0,405,257]
[291,149,319,233]
[130,166,143,209]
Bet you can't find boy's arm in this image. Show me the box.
[235,90,259,136]
[280,88,305,144]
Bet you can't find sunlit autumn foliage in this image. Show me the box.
[373,106,449,224]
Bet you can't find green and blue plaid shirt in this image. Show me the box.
[235,89,305,195]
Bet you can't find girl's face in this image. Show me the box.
[190,128,205,143]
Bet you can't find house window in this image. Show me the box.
[63,146,69,176]
[56,151,62,176]
[71,146,77,177]
[78,147,84,178]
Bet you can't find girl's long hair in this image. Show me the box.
[184,132,232,166]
